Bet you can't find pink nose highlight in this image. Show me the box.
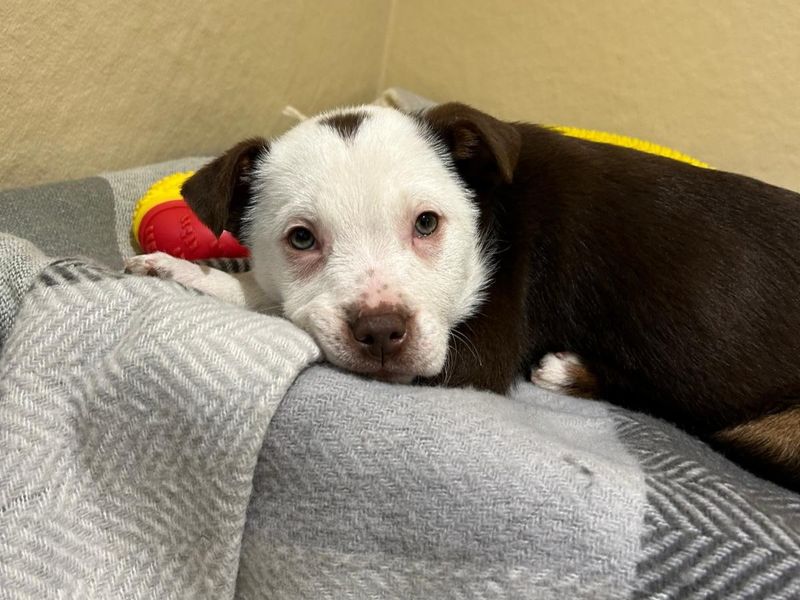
[359,268,402,308]
[350,312,408,361]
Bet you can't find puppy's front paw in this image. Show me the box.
[531,352,597,398]
[124,252,186,280]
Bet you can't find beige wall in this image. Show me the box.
[0,0,391,189]
[3,1,800,191]
[383,0,800,190]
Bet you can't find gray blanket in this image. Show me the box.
[1,159,800,599]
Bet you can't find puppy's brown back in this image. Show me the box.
[424,103,800,487]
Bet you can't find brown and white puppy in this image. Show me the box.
[126,103,800,490]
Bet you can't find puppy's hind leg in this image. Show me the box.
[712,404,800,491]
[531,352,600,398]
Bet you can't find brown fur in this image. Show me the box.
[713,407,800,485]
[559,357,600,399]
[180,137,267,237]
[320,111,369,141]
[421,102,800,490]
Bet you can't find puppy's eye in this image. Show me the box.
[288,227,316,250]
[414,212,439,237]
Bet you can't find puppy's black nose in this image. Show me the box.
[350,312,408,360]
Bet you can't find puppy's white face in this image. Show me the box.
[243,106,490,382]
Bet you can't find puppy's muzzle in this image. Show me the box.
[350,312,408,361]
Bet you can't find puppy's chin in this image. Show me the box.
[320,348,443,384]
[370,370,416,385]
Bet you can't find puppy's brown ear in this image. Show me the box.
[181,137,268,238]
[422,102,521,186]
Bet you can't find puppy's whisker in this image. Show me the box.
[451,329,482,367]
[441,341,456,386]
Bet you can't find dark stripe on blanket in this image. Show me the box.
[51,264,78,282]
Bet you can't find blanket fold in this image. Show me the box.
[0,235,320,598]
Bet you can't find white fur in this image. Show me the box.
[133,106,491,383]
[246,106,490,380]
[531,352,583,392]
[124,253,272,310]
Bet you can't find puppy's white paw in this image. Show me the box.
[531,352,592,395]
[124,253,202,286]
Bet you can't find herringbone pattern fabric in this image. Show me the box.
[0,236,51,349]
[615,411,800,599]
[236,367,648,599]
[3,229,800,599]
[0,253,319,599]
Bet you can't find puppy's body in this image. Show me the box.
[439,121,800,425]
[127,103,800,488]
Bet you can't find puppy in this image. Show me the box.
[127,103,800,489]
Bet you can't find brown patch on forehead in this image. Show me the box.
[320,111,369,141]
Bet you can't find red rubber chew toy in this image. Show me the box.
[131,171,249,260]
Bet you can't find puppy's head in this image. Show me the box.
[182,103,519,382]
